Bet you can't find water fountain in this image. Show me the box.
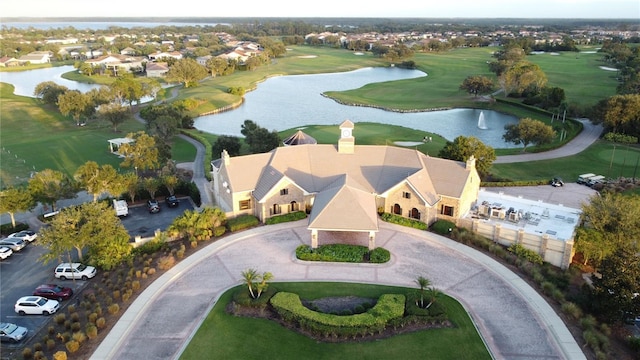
[477,111,488,130]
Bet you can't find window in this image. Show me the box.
[410,208,420,219]
[393,204,402,215]
[402,191,411,199]
[280,188,288,196]
[239,200,250,210]
[290,201,298,212]
[442,205,454,217]
[272,204,281,215]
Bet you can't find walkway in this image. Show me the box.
[495,119,603,164]
[91,221,584,360]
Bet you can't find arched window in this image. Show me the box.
[410,208,420,219]
[273,204,281,215]
[393,203,402,215]
[290,201,298,212]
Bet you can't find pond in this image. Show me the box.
[194,67,519,148]
[0,65,101,96]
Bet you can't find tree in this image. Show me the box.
[33,81,69,105]
[425,287,442,309]
[415,276,431,308]
[241,120,280,154]
[206,57,231,77]
[109,76,144,108]
[166,58,208,88]
[212,135,242,157]
[146,115,180,164]
[57,90,92,125]
[459,76,494,98]
[119,131,159,174]
[162,174,178,196]
[142,177,160,199]
[28,169,77,212]
[256,271,274,299]
[438,136,496,177]
[121,172,140,203]
[38,202,131,269]
[97,103,131,132]
[500,61,547,97]
[0,187,35,228]
[576,192,640,269]
[503,118,556,152]
[241,268,259,299]
[74,161,120,202]
[590,244,640,322]
[593,94,640,138]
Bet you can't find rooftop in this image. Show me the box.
[469,189,582,242]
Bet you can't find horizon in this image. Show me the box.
[2,0,639,20]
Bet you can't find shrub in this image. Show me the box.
[147,267,156,275]
[34,351,45,360]
[66,304,76,314]
[86,325,98,339]
[561,302,582,320]
[265,211,307,225]
[65,340,80,353]
[295,244,390,263]
[135,270,142,278]
[430,220,456,235]
[132,280,141,291]
[213,226,226,237]
[34,342,43,351]
[72,331,86,344]
[71,322,81,332]
[108,303,120,315]
[53,351,67,360]
[157,255,176,270]
[507,243,544,265]
[112,290,121,300]
[46,339,56,350]
[22,347,33,359]
[70,312,80,322]
[96,317,106,329]
[227,214,260,232]
[48,325,56,335]
[132,239,168,256]
[381,212,428,230]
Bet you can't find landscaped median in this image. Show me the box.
[296,244,391,263]
[270,292,405,338]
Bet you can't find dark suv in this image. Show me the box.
[165,195,179,208]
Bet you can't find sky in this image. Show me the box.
[1,0,639,19]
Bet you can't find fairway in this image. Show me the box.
[180,283,490,360]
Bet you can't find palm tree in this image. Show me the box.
[425,287,442,309]
[241,268,258,299]
[415,276,431,308]
[256,272,274,299]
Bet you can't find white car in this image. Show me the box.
[0,247,13,260]
[8,230,37,242]
[14,296,60,315]
[54,263,97,280]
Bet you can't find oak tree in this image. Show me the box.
[503,118,556,152]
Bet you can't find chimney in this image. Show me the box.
[466,155,476,170]
[222,149,230,166]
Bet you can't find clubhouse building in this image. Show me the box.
[211,121,481,249]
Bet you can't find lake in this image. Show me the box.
[194,67,519,148]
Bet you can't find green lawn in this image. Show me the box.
[0,83,195,187]
[490,140,640,182]
[180,282,490,360]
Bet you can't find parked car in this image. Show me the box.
[0,322,28,343]
[0,246,13,260]
[0,238,26,252]
[147,199,161,213]
[54,263,97,280]
[165,195,179,208]
[550,177,564,187]
[8,230,37,242]
[33,284,73,301]
[14,296,60,315]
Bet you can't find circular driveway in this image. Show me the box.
[92,221,584,360]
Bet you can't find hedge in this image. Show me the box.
[380,213,428,230]
[226,214,260,232]
[265,211,307,225]
[270,292,405,337]
[296,244,390,263]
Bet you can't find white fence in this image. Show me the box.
[458,218,574,269]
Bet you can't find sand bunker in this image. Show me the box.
[599,66,618,71]
[394,141,423,147]
[298,55,317,59]
[353,52,364,55]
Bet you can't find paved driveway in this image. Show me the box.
[92,221,584,360]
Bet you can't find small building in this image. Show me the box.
[282,130,317,146]
[108,138,134,157]
[0,56,19,67]
[146,62,169,78]
[211,121,480,250]
[17,52,51,64]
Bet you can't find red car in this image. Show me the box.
[33,284,73,301]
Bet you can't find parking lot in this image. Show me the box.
[0,196,192,349]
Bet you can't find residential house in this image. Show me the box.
[148,51,182,62]
[17,51,51,64]
[85,54,146,75]
[0,56,19,67]
[120,47,137,55]
[211,121,480,249]
[146,62,169,77]
[196,55,212,66]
